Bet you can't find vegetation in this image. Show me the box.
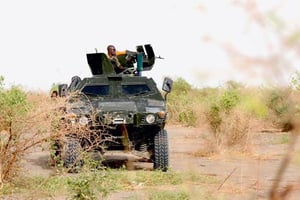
[0,76,65,185]
[167,78,298,129]
[0,77,37,183]
[1,74,300,199]
[1,169,221,199]
[167,78,299,151]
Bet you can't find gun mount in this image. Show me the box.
[87,44,156,76]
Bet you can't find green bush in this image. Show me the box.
[206,102,222,134]
[171,77,192,96]
[220,89,240,113]
[178,109,197,127]
[68,176,96,200]
[266,89,290,116]
[0,80,29,182]
[239,94,268,119]
[205,87,241,133]
[263,88,295,130]
[0,76,52,183]
[167,78,202,126]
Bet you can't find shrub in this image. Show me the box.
[205,87,241,133]
[220,89,240,113]
[178,109,197,127]
[0,77,59,184]
[266,89,290,116]
[170,77,192,96]
[264,88,295,130]
[220,109,250,147]
[206,101,222,134]
[239,93,268,119]
[167,78,201,127]
[203,85,253,149]
[0,85,29,183]
[68,176,96,200]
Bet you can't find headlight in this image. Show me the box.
[145,114,155,124]
[79,116,89,126]
[157,111,166,119]
[66,113,77,124]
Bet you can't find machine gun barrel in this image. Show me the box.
[156,55,164,59]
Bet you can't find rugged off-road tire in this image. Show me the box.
[62,137,83,172]
[154,129,169,171]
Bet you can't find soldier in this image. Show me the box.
[51,90,58,99]
[107,45,125,73]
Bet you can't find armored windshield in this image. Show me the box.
[122,84,151,96]
[81,85,109,96]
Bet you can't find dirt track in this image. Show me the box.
[22,125,300,199]
[168,125,300,200]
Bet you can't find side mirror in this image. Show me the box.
[162,77,173,93]
[58,84,68,97]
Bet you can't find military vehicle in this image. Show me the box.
[52,44,173,171]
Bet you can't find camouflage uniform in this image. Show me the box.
[107,55,123,74]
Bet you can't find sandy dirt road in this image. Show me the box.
[168,125,300,200]
[22,125,300,199]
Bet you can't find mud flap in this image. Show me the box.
[121,124,130,152]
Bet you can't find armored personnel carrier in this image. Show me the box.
[52,44,173,171]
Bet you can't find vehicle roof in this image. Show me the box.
[78,75,156,85]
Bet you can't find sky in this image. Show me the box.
[0,0,299,92]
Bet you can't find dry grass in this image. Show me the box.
[195,108,252,157]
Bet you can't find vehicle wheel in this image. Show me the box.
[154,129,169,171]
[62,137,83,172]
